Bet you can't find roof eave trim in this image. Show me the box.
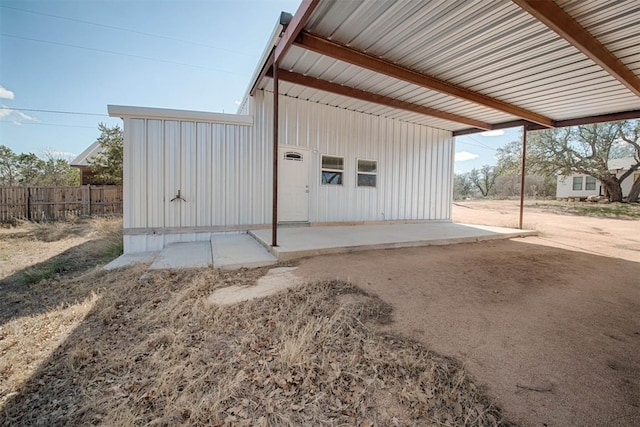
[108,105,253,126]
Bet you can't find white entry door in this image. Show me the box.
[278,146,309,222]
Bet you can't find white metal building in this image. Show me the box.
[111,0,640,254]
[556,157,640,199]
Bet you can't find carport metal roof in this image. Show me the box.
[250,0,640,135]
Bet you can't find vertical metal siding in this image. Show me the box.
[130,119,147,228]
[164,121,180,229]
[147,120,164,228]
[123,93,453,252]
[196,122,212,226]
[252,90,454,223]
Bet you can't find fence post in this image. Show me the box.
[88,185,92,216]
[27,187,31,221]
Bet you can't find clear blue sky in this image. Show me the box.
[0,0,520,172]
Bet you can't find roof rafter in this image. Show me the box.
[293,31,555,128]
[267,69,492,130]
[452,109,640,137]
[512,0,640,98]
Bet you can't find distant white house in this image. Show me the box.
[556,157,639,199]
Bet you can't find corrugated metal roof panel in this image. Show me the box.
[250,0,640,130]
[264,0,640,130]
[281,45,518,125]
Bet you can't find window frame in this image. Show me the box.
[283,151,303,162]
[320,154,344,186]
[572,176,583,191]
[585,176,596,191]
[356,158,377,188]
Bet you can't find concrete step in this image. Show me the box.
[211,233,277,270]
[149,241,213,270]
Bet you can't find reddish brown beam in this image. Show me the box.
[269,69,492,130]
[452,109,640,136]
[271,66,279,247]
[519,126,527,230]
[513,0,640,98]
[294,32,555,128]
[274,0,320,66]
[553,110,640,128]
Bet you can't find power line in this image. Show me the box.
[465,135,497,151]
[1,33,239,74]
[456,140,496,152]
[1,107,109,117]
[0,5,255,57]
[0,120,96,129]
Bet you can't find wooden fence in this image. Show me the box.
[0,186,123,221]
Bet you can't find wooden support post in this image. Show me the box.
[272,66,279,247]
[519,126,528,230]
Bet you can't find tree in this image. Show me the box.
[0,145,79,186]
[494,139,556,199]
[468,165,500,197]
[617,121,640,202]
[526,122,640,202]
[89,123,123,185]
[39,152,80,186]
[0,145,20,186]
[16,153,45,185]
[453,173,474,200]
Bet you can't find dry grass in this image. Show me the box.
[0,220,512,426]
[529,200,640,220]
[0,217,123,283]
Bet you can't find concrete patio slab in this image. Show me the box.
[211,233,277,270]
[148,241,212,270]
[250,222,537,261]
[207,266,301,305]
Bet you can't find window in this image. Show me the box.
[585,176,596,191]
[284,151,303,161]
[572,176,583,191]
[357,159,377,187]
[321,155,344,185]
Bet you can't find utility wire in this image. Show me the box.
[0,107,109,117]
[465,135,497,151]
[0,5,255,57]
[0,120,97,129]
[1,33,239,74]
[456,140,496,151]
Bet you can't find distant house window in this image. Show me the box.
[572,176,583,191]
[585,176,596,191]
[357,159,377,187]
[321,155,344,185]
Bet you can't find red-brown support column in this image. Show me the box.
[519,125,528,229]
[271,65,279,247]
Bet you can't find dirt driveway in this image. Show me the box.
[295,201,640,426]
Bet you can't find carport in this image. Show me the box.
[252,0,640,244]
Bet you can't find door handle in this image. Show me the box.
[170,190,186,202]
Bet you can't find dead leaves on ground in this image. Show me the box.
[1,267,511,426]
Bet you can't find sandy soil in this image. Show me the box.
[453,200,640,263]
[295,200,640,426]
